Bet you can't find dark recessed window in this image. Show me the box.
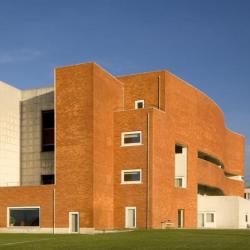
[42,110,54,152]
[175,145,183,154]
[41,174,54,185]
[198,151,224,169]
[9,208,39,227]
[135,100,144,109]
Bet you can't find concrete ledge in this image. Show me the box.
[0,227,131,234]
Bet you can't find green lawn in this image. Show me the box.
[0,230,250,250]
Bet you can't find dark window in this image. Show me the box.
[137,102,143,109]
[175,145,183,154]
[42,110,54,151]
[41,174,54,185]
[9,208,39,227]
[123,133,141,145]
[246,214,248,222]
[206,213,215,223]
[123,171,141,182]
[198,151,224,169]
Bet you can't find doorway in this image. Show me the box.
[69,212,80,233]
[125,207,136,228]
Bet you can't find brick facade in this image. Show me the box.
[0,62,245,232]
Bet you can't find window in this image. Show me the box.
[244,193,250,199]
[246,214,248,222]
[178,209,184,228]
[121,169,142,184]
[8,207,40,227]
[198,212,216,228]
[41,174,54,185]
[42,110,54,152]
[175,145,183,154]
[125,207,136,228]
[135,100,144,109]
[206,213,215,223]
[121,131,142,146]
[175,177,184,188]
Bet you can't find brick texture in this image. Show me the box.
[0,62,245,230]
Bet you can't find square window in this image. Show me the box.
[175,145,183,154]
[135,100,144,109]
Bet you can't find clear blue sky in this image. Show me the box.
[0,0,249,181]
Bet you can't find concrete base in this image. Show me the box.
[0,227,129,234]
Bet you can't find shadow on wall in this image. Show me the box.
[20,91,54,186]
[198,184,224,196]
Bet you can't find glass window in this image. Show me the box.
[175,145,183,154]
[122,132,142,146]
[122,170,141,184]
[9,208,40,227]
[42,110,54,152]
[175,177,183,188]
[135,100,144,109]
[206,213,215,223]
[41,174,54,185]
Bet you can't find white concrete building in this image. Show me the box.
[0,81,54,187]
[0,81,21,186]
[198,195,250,229]
[244,188,250,200]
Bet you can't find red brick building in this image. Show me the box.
[0,62,245,233]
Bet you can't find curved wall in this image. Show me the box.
[165,71,244,197]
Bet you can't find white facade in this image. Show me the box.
[0,81,21,186]
[198,195,250,229]
[175,145,187,188]
[244,188,250,200]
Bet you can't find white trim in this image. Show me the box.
[121,169,142,184]
[69,212,80,233]
[121,131,142,147]
[135,100,144,109]
[7,206,40,228]
[125,207,136,228]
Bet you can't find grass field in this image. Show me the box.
[0,230,250,250]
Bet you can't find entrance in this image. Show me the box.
[69,212,79,233]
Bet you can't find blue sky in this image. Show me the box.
[0,0,249,181]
